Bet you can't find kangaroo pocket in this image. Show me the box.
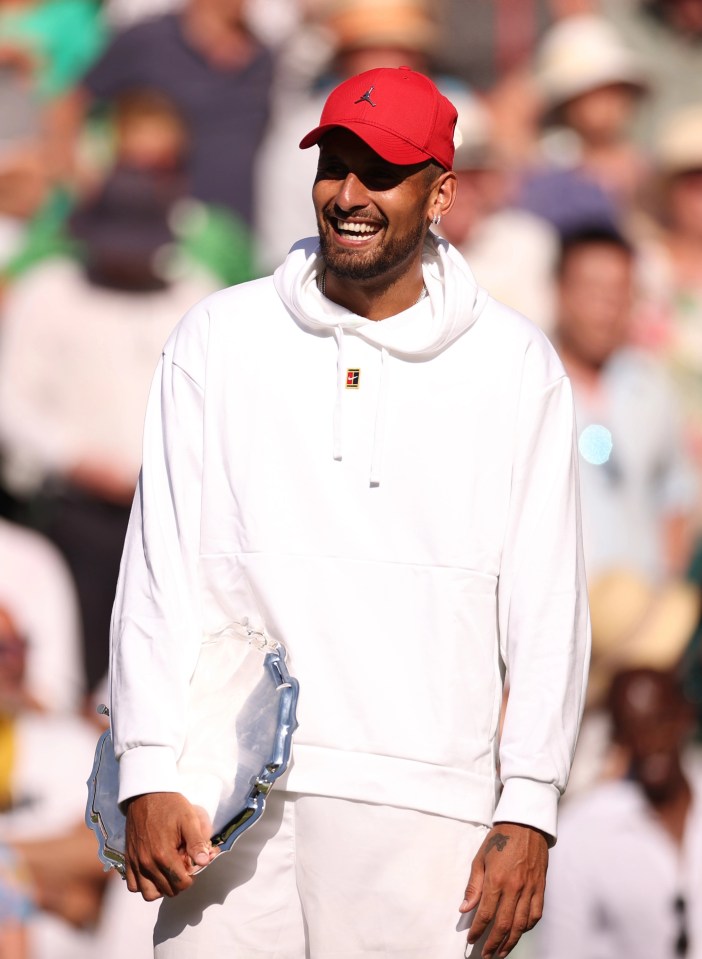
[197,553,502,781]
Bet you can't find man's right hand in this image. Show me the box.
[124,792,217,900]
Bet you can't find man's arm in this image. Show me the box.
[110,305,212,898]
[462,343,590,957]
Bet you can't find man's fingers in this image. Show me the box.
[460,853,485,913]
[488,895,531,958]
[126,855,182,901]
[125,793,206,899]
[467,885,501,946]
[526,888,544,930]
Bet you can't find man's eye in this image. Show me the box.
[316,164,346,180]
[364,170,401,188]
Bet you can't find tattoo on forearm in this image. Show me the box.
[485,833,510,853]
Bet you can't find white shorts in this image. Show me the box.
[154,792,489,959]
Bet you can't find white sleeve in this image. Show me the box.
[493,343,591,842]
[109,304,209,805]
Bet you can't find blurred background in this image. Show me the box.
[0,0,702,956]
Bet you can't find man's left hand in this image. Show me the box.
[460,821,549,958]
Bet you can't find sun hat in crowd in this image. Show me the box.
[322,0,438,55]
[655,104,702,175]
[299,65,457,170]
[586,568,700,705]
[536,14,649,112]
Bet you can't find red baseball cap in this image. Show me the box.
[299,66,458,171]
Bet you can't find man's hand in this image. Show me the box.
[124,792,217,901]
[460,822,549,958]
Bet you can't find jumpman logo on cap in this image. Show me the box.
[354,86,377,107]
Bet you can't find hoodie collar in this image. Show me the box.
[273,233,488,358]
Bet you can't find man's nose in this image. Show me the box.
[335,172,369,211]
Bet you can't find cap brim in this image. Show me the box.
[299,120,435,167]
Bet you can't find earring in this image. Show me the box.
[432,213,442,226]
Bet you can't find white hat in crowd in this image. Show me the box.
[655,103,702,175]
[536,14,649,112]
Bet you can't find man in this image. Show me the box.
[552,226,696,582]
[110,67,590,958]
[535,666,702,958]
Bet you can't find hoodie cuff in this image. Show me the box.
[492,777,560,846]
[117,744,181,806]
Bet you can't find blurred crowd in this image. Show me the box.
[0,0,701,956]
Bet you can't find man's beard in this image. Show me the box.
[317,212,427,281]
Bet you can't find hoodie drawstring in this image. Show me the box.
[370,346,389,486]
[333,326,345,461]
[332,331,389,486]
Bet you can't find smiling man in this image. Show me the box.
[109,67,590,959]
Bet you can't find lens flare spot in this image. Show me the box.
[579,424,613,465]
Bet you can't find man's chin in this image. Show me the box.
[320,247,385,282]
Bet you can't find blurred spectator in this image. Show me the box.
[0,605,98,956]
[101,0,183,29]
[586,569,700,710]
[438,97,558,333]
[0,0,106,100]
[566,570,700,798]
[634,104,702,494]
[0,607,94,839]
[517,14,650,234]
[553,226,696,581]
[10,822,158,959]
[536,667,702,959]
[0,518,84,713]
[0,67,56,291]
[49,0,273,233]
[254,0,467,273]
[0,0,106,292]
[602,0,702,145]
[0,842,31,959]
[538,15,650,203]
[0,88,223,693]
[0,605,156,958]
[101,0,305,38]
[4,88,255,291]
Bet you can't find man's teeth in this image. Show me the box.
[337,221,380,234]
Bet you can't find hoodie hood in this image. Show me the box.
[273,232,488,358]
[273,233,489,485]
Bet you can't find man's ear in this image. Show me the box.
[430,171,458,221]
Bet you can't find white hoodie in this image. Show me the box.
[110,235,590,840]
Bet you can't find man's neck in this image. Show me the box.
[322,262,426,322]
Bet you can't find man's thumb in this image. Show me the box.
[459,856,484,913]
[185,806,213,868]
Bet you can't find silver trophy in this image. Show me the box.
[86,625,299,877]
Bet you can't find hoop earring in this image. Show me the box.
[432,213,442,226]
